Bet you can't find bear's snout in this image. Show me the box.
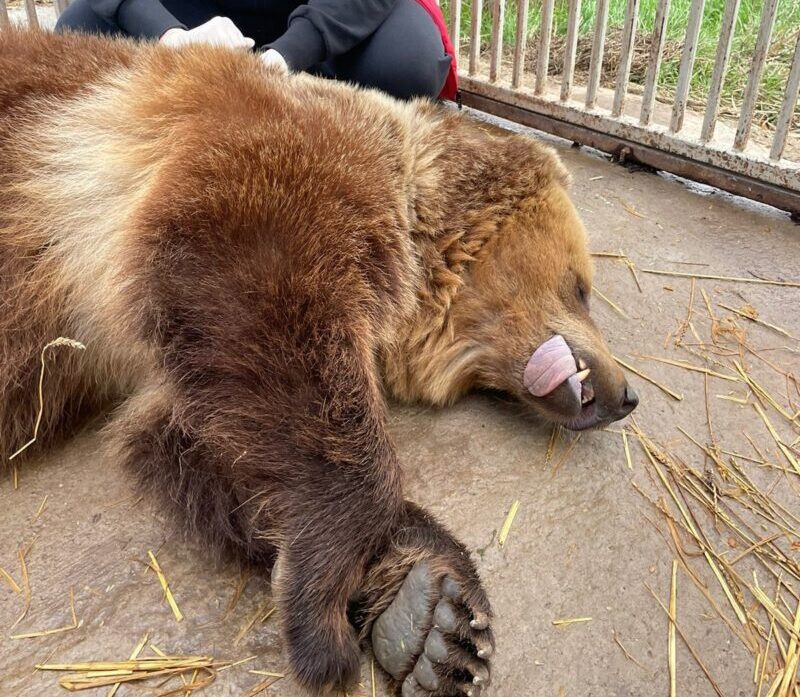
[522,334,638,430]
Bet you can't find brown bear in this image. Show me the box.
[0,29,637,697]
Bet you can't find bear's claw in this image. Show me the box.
[372,560,493,696]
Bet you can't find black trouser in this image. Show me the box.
[55,0,451,100]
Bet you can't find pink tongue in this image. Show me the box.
[523,335,578,397]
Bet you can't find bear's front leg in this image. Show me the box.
[117,267,406,691]
[353,502,494,696]
[112,358,404,693]
[270,456,404,692]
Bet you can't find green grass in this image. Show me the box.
[444,0,800,130]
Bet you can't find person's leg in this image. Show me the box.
[159,0,220,30]
[327,0,451,100]
[55,0,220,37]
[55,0,120,35]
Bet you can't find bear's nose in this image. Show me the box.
[617,384,639,417]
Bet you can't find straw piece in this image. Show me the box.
[544,425,559,466]
[0,566,21,594]
[147,550,183,622]
[9,337,86,460]
[614,356,684,401]
[757,605,774,697]
[752,574,799,642]
[735,362,798,424]
[669,560,677,697]
[622,253,643,293]
[221,569,252,622]
[675,278,696,348]
[593,285,628,318]
[619,199,646,219]
[58,667,213,692]
[498,500,520,548]
[107,633,149,697]
[718,303,796,340]
[11,546,31,630]
[622,430,633,470]
[717,394,749,405]
[590,250,642,292]
[552,617,592,626]
[38,655,220,693]
[777,594,800,696]
[631,425,747,625]
[371,658,377,697]
[155,669,215,697]
[663,517,754,650]
[11,588,80,638]
[216,655,257,672]
[646,584,728,697]
[32,494,49,523]
[612,628,648,671]
[248,671,285,678]
[640,269,800,288]
[551,433,582,477]
[753,403,800,476]
[242,674,283,697]
[633,354,737,382]
[591,251,627,259]
[184,668,199,697]
[234,601,274,646]
[728,533,783,565]
[38,658,214,672]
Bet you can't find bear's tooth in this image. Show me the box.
[577,357,588,371]
[575,368,591,382]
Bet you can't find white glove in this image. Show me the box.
[260,48,289,74]
[160,16,255,51]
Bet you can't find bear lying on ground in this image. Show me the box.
[0,29,637,696]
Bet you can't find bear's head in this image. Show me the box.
[387,121,638,431]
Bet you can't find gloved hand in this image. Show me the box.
[160,17,255,50]
[260,48,289,74]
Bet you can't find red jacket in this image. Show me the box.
[414,0,458,100]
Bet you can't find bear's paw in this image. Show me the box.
[372,560,493,696]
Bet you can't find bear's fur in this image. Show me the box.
[0,29,633,695]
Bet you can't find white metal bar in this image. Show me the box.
[669,0,705,133]
[770,33,800,162]
[585,0,610,109]
[24,0,39,29]
[700,0,740,142]
[535,0,555,95]
[511,0,529,89]
[0,0,10,30]
[612,0,640,117]
[640,0,671,125]
[733,0,779,151]
[489,0,505,82]
[449,0,462,61]
[560,0,582,101]
[468,0,483,76]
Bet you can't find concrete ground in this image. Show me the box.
[1,109,798,697]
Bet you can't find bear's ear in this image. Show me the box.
[537,143,572,189]
[499,134,572,190]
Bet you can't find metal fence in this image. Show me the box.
[447,0,800,217]
[2,0,798,216]
[0,0,67,29]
